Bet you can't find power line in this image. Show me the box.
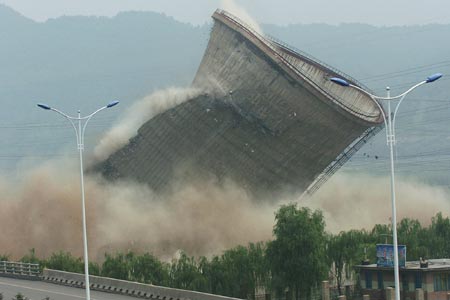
[359,60,450,81]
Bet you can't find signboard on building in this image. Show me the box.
[376,244,406,267]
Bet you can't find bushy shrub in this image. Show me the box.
[0,254,9,261]
[12,293,28,300]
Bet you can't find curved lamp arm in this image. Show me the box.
[37,103,80,145]
[330,73,442,101]
[391,81,426,137]
[37,100,119,148]
[81,106,107,144]
[330,73,443,139]
[81,101,119,144]
[391,73,442,132]
[329,78,389,137]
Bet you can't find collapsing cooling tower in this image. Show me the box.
[97,10,383,198]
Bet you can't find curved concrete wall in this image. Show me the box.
[97,9,383,198]
[194,10,382,125]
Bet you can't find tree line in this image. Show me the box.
[2,204,450,300]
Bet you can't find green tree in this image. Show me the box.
[248,242,270,295]
[204,255,226,295]
[20,248,41,264]
[397,218,428,260]
[198,243,269,298]
[0,254,9,261]
[131,252,169,285]
[267,204,327,300]
[197,256,213,293]
[220,246,254,298]
[44,251,84,273]
[327,230,368,295]
[170,252,206,291]
[428,213,450,258]
[101,252,133,280]
[101,251,169,284]
[88,261,101,276]
[371,224,391,243]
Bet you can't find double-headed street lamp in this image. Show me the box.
[330,73,442,300]
[37,101,119,300]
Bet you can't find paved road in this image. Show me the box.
[0,277,137,300]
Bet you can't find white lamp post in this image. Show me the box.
[330,73,442,300]
[37,100,119,300]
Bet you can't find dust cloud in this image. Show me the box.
[93,87,201,162]
[308,172,450,233]
[2,161,449,262]
[220,0,263,35]
[0,158,276,261]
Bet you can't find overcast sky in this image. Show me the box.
[2,0,450,26]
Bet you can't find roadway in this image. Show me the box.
[0,277,137,300]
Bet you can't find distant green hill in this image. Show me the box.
[0,4,449,185]
[0,5,208,108]
[0,5,209,172]
[0,3,35,28]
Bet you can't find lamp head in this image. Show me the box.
[107,100,119,108]
[330,77,350,87]
[37,103,51,110]
[426,73,443,83]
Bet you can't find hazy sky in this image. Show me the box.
[2,0,450,26]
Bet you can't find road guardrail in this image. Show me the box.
[0,261,41,280]
[43,269,243,300]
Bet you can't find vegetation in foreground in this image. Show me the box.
[2,205,450,300]
[5,293,50,300]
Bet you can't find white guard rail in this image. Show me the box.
[43,269,244,300]
[0,261,41,279]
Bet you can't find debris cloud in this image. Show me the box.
[308,172,450,233]
[2,163,449,261]
[220,0,263,35]
[94,87,201,162]
[0,159,275,261]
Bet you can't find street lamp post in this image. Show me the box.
[330,73,442,300]
[37,101,119,300]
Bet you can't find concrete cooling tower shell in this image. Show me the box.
[97,9,383,199]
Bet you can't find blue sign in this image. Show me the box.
[376,244,406,267]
